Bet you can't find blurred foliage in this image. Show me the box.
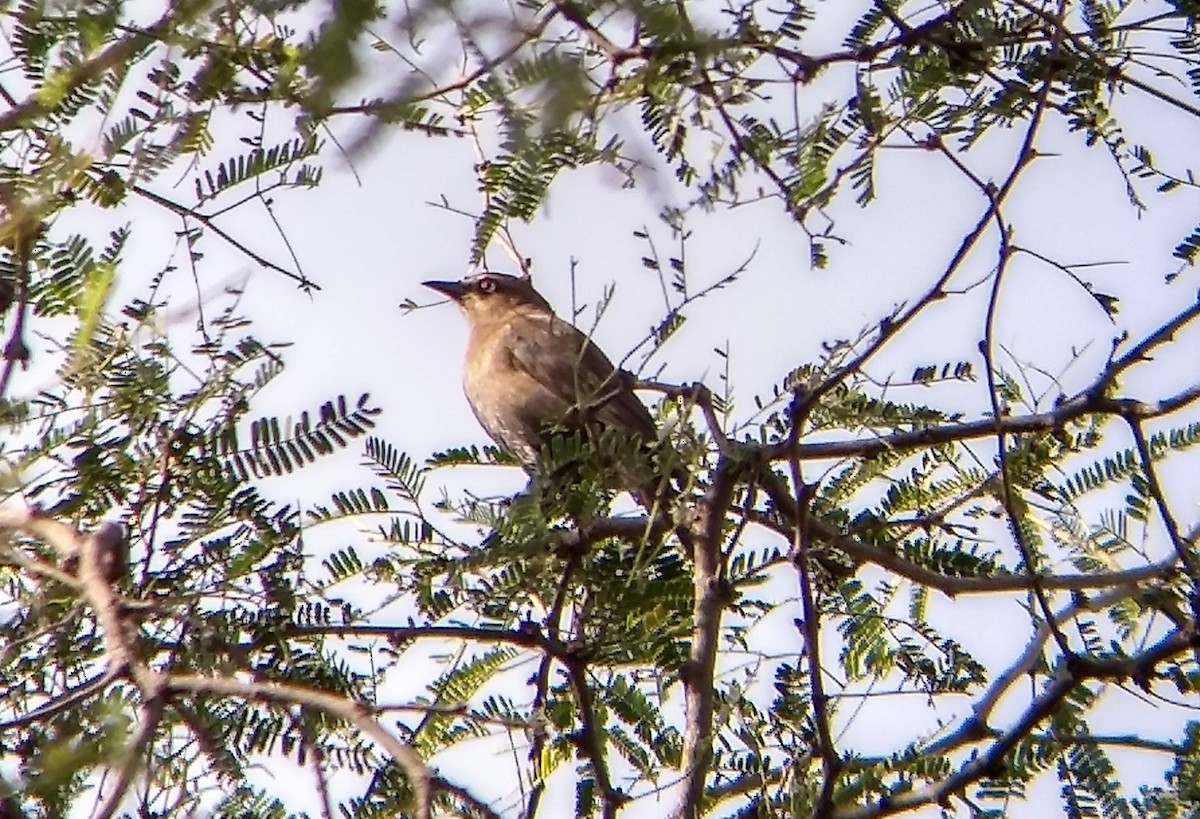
[1,1,1200,818]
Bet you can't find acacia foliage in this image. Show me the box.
[2,1,1200,818]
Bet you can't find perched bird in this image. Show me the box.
[423,272,672,509]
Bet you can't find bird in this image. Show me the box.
[422,272,675,512]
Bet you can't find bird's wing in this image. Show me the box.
[505,313,657,440]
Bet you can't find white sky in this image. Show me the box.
[8,0,1200,816]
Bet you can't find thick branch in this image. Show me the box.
[673,455,740,819]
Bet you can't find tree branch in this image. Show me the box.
[834,628,1200,819]
[165,673,436,819]
[673,454,740,819]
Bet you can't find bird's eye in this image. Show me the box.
[476,277,497,294]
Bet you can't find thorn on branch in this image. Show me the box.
[3,335,28,366]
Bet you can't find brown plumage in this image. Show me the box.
[423,272,667,506]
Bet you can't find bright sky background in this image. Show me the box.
[9,0,1200,816]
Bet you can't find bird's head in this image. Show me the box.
[423,272,552,326]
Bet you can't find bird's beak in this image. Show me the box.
[422,279,467,302]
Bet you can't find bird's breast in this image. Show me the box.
[461,332,545,466]
[462,334,516,406]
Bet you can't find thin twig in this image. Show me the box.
[131,185,317,290]
[778,387,841,817]
[525,550,583,819]
[1124,416,1197,616]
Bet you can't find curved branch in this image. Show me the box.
[923,583,1145,757]
[761,291,1200,463]
[834,628,1199,819]
[526,550,584,819]
[772,380,1200,463]
[93,691,166,819]
[752,475,1181,596]
[165,673,435,819]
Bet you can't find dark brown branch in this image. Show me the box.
[790,165,1010,417]
[770,372,1200,463]
[834,628,1200,819]
[551,0,643,63]
[750,477,1180,596]
[980,16,1074,660]
[923,583,1146,757]
[0,672,110,731]
[1031,731,1187,754]
[131,185,318,290]
[779,390,840,816]
[526,550,584,819]
[565,658,626,818]
[1010,0,1200,122]
[1125,416,1199,618]
[793,481,840,816]
[0,189,38,401]
[282,623,575,663]
[287,712,335,819]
